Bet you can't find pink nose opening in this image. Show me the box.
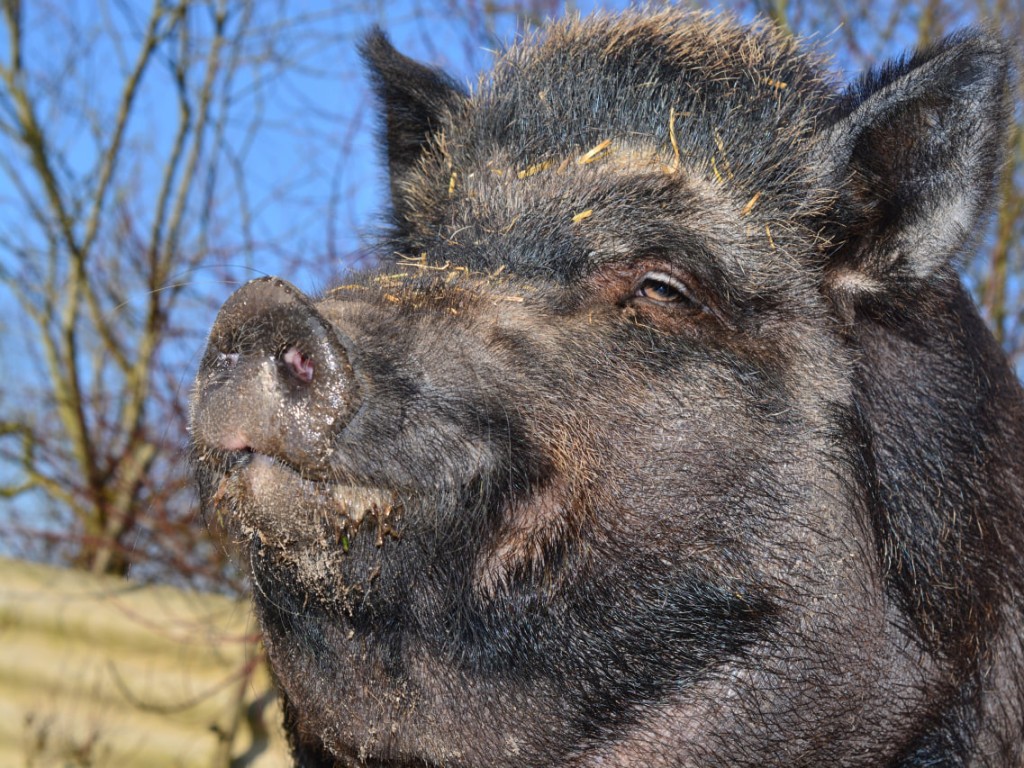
[284,347,315,383]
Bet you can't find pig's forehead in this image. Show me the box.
[460,10,837,189]
[397,12,841,292]
[405,139,825,300]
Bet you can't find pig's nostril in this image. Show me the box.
[283,346,315,383]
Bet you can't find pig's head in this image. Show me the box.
[189,11,1024,767]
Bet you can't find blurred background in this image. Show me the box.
[0,0,1020,765]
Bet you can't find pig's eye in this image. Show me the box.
[635,272,697,307]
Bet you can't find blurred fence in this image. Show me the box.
[0,557,289,767]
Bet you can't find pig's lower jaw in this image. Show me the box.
[246,543,781,767]
[252,579,764,768]
[252,578,930,768]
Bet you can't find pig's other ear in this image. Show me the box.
[360,29,467,217]
[819,30,1012,310]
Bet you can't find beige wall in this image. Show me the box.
[0,557,289,767]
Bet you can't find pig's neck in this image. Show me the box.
[851,279,1024,764]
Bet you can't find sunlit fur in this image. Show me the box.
[190,10,1024,767]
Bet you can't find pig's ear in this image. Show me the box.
[819,31,1011,307]
[360,30,467,217]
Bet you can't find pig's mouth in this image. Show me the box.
[203,452,401,555]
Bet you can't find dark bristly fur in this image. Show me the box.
[189,10,1024,767]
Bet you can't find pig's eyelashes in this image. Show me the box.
[635,271,701,310]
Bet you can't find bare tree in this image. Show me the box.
[0,0,379,582]
[4,0,208,577]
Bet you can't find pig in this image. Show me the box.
[189,9,1024,767]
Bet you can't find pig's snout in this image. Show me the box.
[191,277,360,473]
